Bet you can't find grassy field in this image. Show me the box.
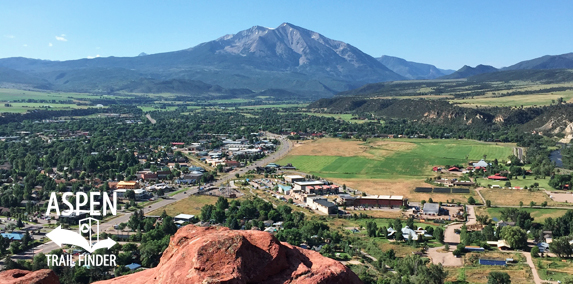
[278,138,512,201]
[148,195,219,217]
[535,257,573,282]
[0,88,98,102]
[279,138,515,180]
[0,102,98,113]
[483,207,568,222]
[452,89,573,108]
[478,188,561,207]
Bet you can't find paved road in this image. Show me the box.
[6,134,292,263]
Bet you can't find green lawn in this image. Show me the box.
[279,138,515,180]
[486,207,568,223]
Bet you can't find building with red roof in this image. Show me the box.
[488,174,509,181]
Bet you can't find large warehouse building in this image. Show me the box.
[349,195,407,208]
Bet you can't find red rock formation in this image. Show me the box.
[95,225,362,284]
[0,269,60,284]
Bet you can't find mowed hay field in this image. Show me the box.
[280,138,515,180]
[279,138,512,201]
[453,89,573,108]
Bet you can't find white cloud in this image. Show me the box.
[23,44,27,47]
[55,34,67,42]
[4,35,15,39]
[48,42,53,47]
[87,54,101,59]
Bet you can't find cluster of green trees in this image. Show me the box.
[359,254,448,284]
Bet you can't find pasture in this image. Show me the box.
[278,138,512,201]
[280,138,515,180]
[0,88,97,102]
[0,102,97,113]
[478,188,560,207]
[453,90,573,108]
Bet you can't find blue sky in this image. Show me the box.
[1,0,572,70]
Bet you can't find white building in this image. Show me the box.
[293,181,325,193]
[174,214,195,223]
[306,197,338,214]
[284,175,305,183]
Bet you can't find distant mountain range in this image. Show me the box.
[440,53,573,79]
[376,55,454,80]
[0,23,405,97]
[0,23,571,98]
[503,52,573,71]
[441,64,498,79]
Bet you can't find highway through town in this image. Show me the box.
[5,134,293,264]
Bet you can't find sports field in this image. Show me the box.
[279,138,515,180]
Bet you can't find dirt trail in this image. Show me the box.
[146,113,156,124]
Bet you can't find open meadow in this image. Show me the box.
[280,138,515,180]
[478,188,565,207]
[452,89,573,108]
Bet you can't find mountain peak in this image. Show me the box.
[441,64,498,79]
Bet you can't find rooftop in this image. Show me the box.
[294,181,325,186]
[174,214,195,220]
[360,195,404,200]
[284,175,304,179]
[1,233,24,240]
[423,203,440,212]
[312,198,337,208]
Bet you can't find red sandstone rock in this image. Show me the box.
[95,225,362,284]
[0,269,60,284]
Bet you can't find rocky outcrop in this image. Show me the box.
[95,225,362,284]
[0,269,60,284]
